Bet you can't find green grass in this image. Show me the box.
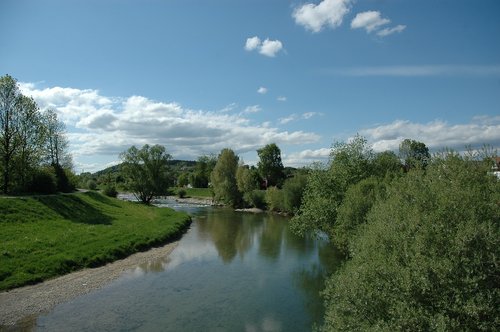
[173,187,213,198]
[0,192,191,291]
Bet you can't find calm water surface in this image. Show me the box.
[35,200,340,331]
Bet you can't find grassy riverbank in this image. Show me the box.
[0,192,191,291]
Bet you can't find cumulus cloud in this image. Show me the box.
[245,36,261,51]
[244,36,283,57]
[283,148,331,166]
[360,118,500,152]
[257,86,268,94]
[293,0,352,33]
[20,83,320,170]
[351,11,390,32]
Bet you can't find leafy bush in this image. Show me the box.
[29,169,57,194]
[53,163,74,193]
[265,187,284,212]
[86,179,97,190]
[103,185,118,198]
[177,188,186,198]
[281,174,308,214]
[322,153,500,331]
[243,190,266,209]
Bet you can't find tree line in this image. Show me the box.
[0,75,74,195]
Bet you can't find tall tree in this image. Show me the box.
[399,138,430,170]
[211,148,240,207]
[15,95,45,189]
[43,109,71,168]
[120,144,171,204]
[0,75,22,193]
[257,143,284,188]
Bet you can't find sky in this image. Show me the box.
[1,0,499,173]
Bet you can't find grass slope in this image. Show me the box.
[0,192,191,291]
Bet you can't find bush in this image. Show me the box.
[265,187,284,212]
[53,164,74,193]
[102,185,118,198]
[177,188,186,198]
[243,190,266,209]
[281,174,308,214]
[29,169,57,194]
[86,180,97,190]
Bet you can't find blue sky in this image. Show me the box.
[1,0,499,172]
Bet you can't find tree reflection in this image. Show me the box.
[258,215,285,261]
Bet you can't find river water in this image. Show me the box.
[34,200,340,331]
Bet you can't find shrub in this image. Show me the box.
[86,180,97,190]
[103,185,118,197]
[243,190,266,209]
[177,188,186,198]
[265,187,284,212]
[29,169,57,194]
[281,174,308,214]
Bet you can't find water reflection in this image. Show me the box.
[33,203,340,332]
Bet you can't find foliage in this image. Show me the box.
[291,135,375,236]
[257,143,285,188]
[53,162,75,193]
[399,138,430,170]
[333,177,386,254]
[87,179,97,190]
[0,192,191,291]
[236,165,260,194]
[210,148,240,207]
[265,186,285,212]
[0,75,73,194]
[102,184,118,198]
[243,190,266,209]
[281,173,308,214]
[190,154,216,188]
[322,152,500,331]
[177,188,186,198]
[177,172,189,187]
[28,168,57,194]
[120,144,172,204]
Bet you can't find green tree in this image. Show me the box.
[210,148,240,207]
[0,75,21,193]
[191,154,216,188]
[399,138,430,170]
[257,143,284,188]
[43,109,71,168]
[291,135,374,237]
[120,144,172,204]
[281,173,308,214]
[322,152,500,331]
[236,164,259,194]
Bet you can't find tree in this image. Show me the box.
[0,75,21,193]
[191,154,217,188]
[257,143,284,188]
[236,164,259,194]
[399,138,430,170]
[210,148,240,207]
[322,152,499,331]
[15,95,45,190]
[120,144,172,204]
[43,109,71,168]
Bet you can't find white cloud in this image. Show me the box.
[332,64,500,77]
[259,39,283,57]
[245,36,261,51]
[283,148,331,166]
[20,82,320,171]
[242,105,262,114]
[293,0,352,33]
[277,96,287,102]
[302,112,321,119]
[279,112,321,124]
[351,11,390,33]
[360,117,500,152]
[257,86,268,94]
[279,114,297,124]
[245,36,283,57]
[377,24,406,37]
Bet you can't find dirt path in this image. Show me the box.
[0,241,179,328]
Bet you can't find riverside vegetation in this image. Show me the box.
[0,191,190,291]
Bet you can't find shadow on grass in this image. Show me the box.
[36,195,113,225]
[83,191,121,207]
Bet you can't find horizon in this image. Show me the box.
[2,0,499,173]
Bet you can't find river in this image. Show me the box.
[34,199,340,331]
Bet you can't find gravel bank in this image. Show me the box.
[0,241,179,328]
